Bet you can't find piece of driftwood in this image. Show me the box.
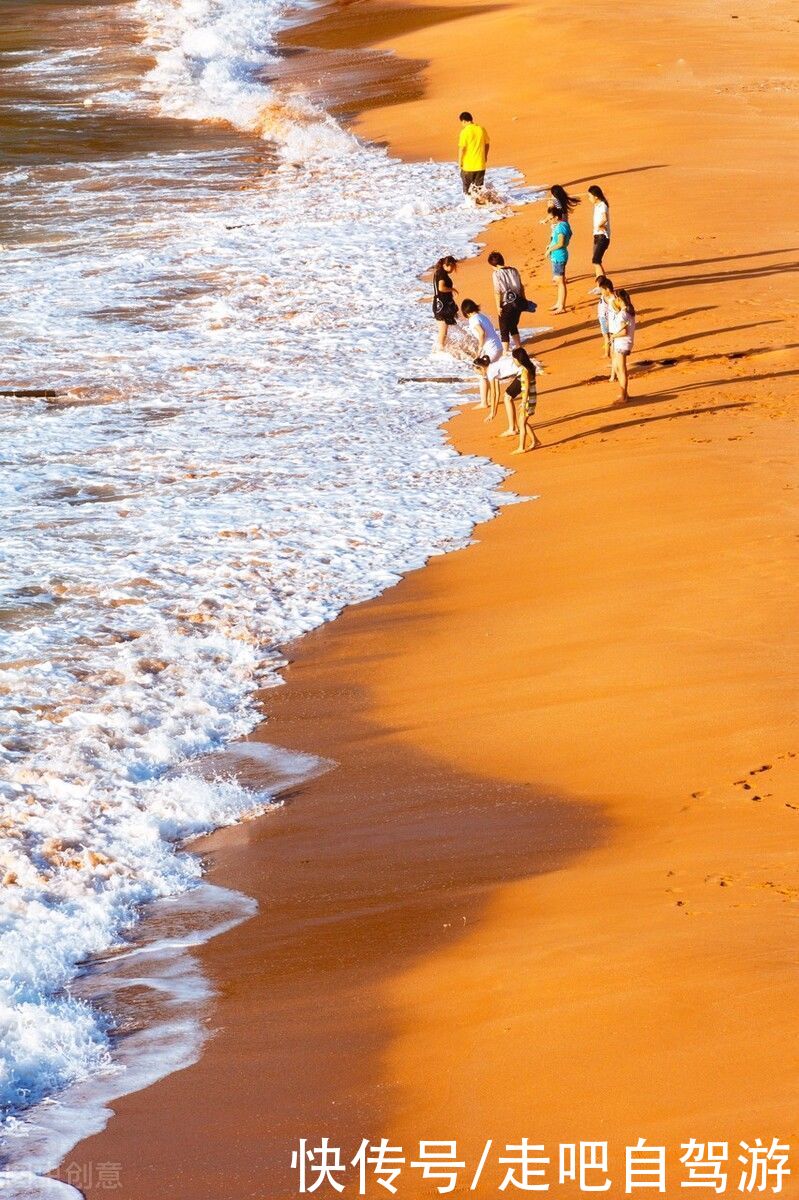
[0,388,60,398]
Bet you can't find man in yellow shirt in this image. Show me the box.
[458,111,490,196]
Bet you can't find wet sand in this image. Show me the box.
[56,0,799,1195]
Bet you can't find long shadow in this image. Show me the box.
[636,342,799,375]
[57,646,607,1199]
[617,247,799,275]
[630,259,799,296]
[545,401,751,448]
[648,319,777,350]
[645,367,799,399]
[535,390,691,434]
[528,304,717,352]
[562,165,669,188]
[537,351,797,408]
[534,307,720,388]
[532,305,721,359]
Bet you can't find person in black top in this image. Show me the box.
[432,255,459,350]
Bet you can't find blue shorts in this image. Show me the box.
[551,257,567,278]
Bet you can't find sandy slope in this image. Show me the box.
[350,0,799,1184]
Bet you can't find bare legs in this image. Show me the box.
[500,389,518,437]
[603,334,616,381]
[512,405,541,454]
[614,350,629,403]
[551,272,567,313]
[435,320,448,351]
[479,381,540,450]
[475,373,489,409]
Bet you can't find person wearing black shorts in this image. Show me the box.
[487,250,525,352]
[588,184,611,278]
[432,255,459,351]
[509,347,541,453]
[592,234,610,266]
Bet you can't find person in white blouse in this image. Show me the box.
[588,185,611,280]
[473,351,518,427]
[609,288,635,404]
[461,299,502,408]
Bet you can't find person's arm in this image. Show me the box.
[458,129,465,170]
[547,230,565,257]
[596,206,609,236]
[484,130,490,162]
[472,320,486,352]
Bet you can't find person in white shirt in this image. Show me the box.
[473,351,518,427]
[588,185,611,279]
[461,299,501,408]
[609,287,635,404]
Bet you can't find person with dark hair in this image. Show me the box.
[431,256,459,351]
[487,250,528,353]
[458,113,490,196]
[550,184,580,217]
[473,352,517,424]
[588,184,611,278]
[462,299,502,407]
[507,346,540,453]
[609,287,636,404]
[596,274,615,373]
[546,206,572,313]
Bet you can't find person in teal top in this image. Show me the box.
[546,204,572,313]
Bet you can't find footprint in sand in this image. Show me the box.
[759,881,799,902]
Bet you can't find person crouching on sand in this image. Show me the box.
[609,287,636,404]
[473,352,517,427]
[546,206,572,313]
[462,299,502,408]
[432,255,459,351]
[506,347,540,453]
[458,112,490,197]
[596,275,615,376]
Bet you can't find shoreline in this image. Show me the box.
[51,0,799,1195]
[1,0,519,1180]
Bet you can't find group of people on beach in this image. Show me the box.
[438,113,637,451]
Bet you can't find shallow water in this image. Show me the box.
[0,0,533,1181]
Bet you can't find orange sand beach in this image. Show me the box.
[58,0,799,1196]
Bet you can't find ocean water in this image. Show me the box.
[0,0,532,1184]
